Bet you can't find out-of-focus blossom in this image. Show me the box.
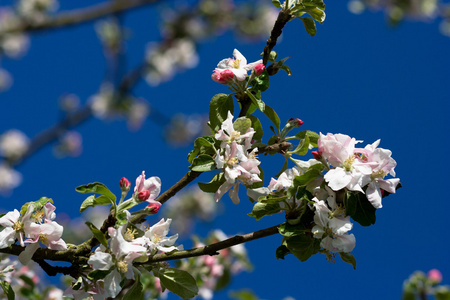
[0,129,30,159]
[53,131,82,158]
[95,19,123,53]
[347,0,438,22]
[0,68,12,92]
[58,93,80,113]
[163,186,218,235]
[234,2,279,40]
[428,269,443,283]
[164,113,209,147]
[127,99,149,131]
[0,9,29,58]
[89,84,115,119]
[17,0,59,24]
[47,287,64,300]
[145,39,199,86]
[0,164,22,194]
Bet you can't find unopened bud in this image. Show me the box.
[312,150,322,160]
[211,69,235,84]
[253,63,265,76]
[428,269,442,284]
[137,190,150,201]
[145,201,161,214]
[287,118,304,127]
[120,177,130,191]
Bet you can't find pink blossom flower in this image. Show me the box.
[213,49,262,81]
[134,171,161,204]
[211,69,234,83]
[253,63,265,75]
[428,269,443,283]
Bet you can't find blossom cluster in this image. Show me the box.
[79,218,181,299]
[317,132,399,209]
[214,111,262,204]
[0,202,67,264]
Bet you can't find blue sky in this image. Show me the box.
[1,0,450,299]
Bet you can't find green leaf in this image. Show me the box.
[248,201,281,221]
[80,195,115,213]
[87,269,111,281]
[251,71,270,93]
[246,91,265,112]
[156,268,198,299]
[190,154,216,172]
[345,192,376,226]
[187,136,216,164]
[292,130,320,147]
[198,173,226,193]
[271,0,282,9]
[209,94,234,134]
[300,16,317,37]
[85,222,108,247]
[291,135,310,156]
[435,288,450,300]
[279,64,292,76]
[247,115,263,143]
[0,281,15,300]
[229,289,259,300]
[233,117,252,135]
[275,244,291,260]
[339,252,357,269]
[303,0,326,10]
[123,273,144,300]
[75,182,116,202]
[306,8,326,23]
[20,197,53,216]
[284,234,320,262]
[293,168,322,186]
[262,104,281,133]
[278,222,307,237]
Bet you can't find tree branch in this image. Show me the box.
[262,10,293,66]
[147,223,281,263]
[1,0,163,34]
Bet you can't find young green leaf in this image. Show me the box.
[301,16,317,37]
[80,195,115,213]
[0,280,14,300]
[248,201,282,221]
[85,221,108,248]
[209,94,234,134]
[123,272,144,300]
[284,234,320,262]
[75,182,116,202]
[190,154,216,172]
[233,117,252,135]
[198,173,226,193]
[339,252,357,269]
[156,268,198,299]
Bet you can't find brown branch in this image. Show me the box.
[262,10,293,66]
[147,223,281,263]
[257,142,292,155]
[1,0,162,35]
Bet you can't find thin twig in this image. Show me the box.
[1,0,162,34]
[148,223,281,263]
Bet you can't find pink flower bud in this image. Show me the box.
[120,177,131,191]
[211,69,235,84]
[288,118,304,127]
[253,63,265,76]
[146,201,161,213]
[428,269,443,283]
[137,190,150,201]
[312,150,322,160]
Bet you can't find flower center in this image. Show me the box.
[232,59,241,69]
[371,170,387,180]
[227,157,239,167]
[124,228,137,242]
[39,233,49,244]
[151,233,163,244]
[117,260,128,274]
[342,156,355,172]
[12,221,22,231]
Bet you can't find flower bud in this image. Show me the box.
[211,69,235,84]
[120,177,130,191]
[287,118,304,127]
[428,269,443,284]
[253,63,265,76]
[145,201,161,214]
[312,150,322,160]
[137,190,150,201]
